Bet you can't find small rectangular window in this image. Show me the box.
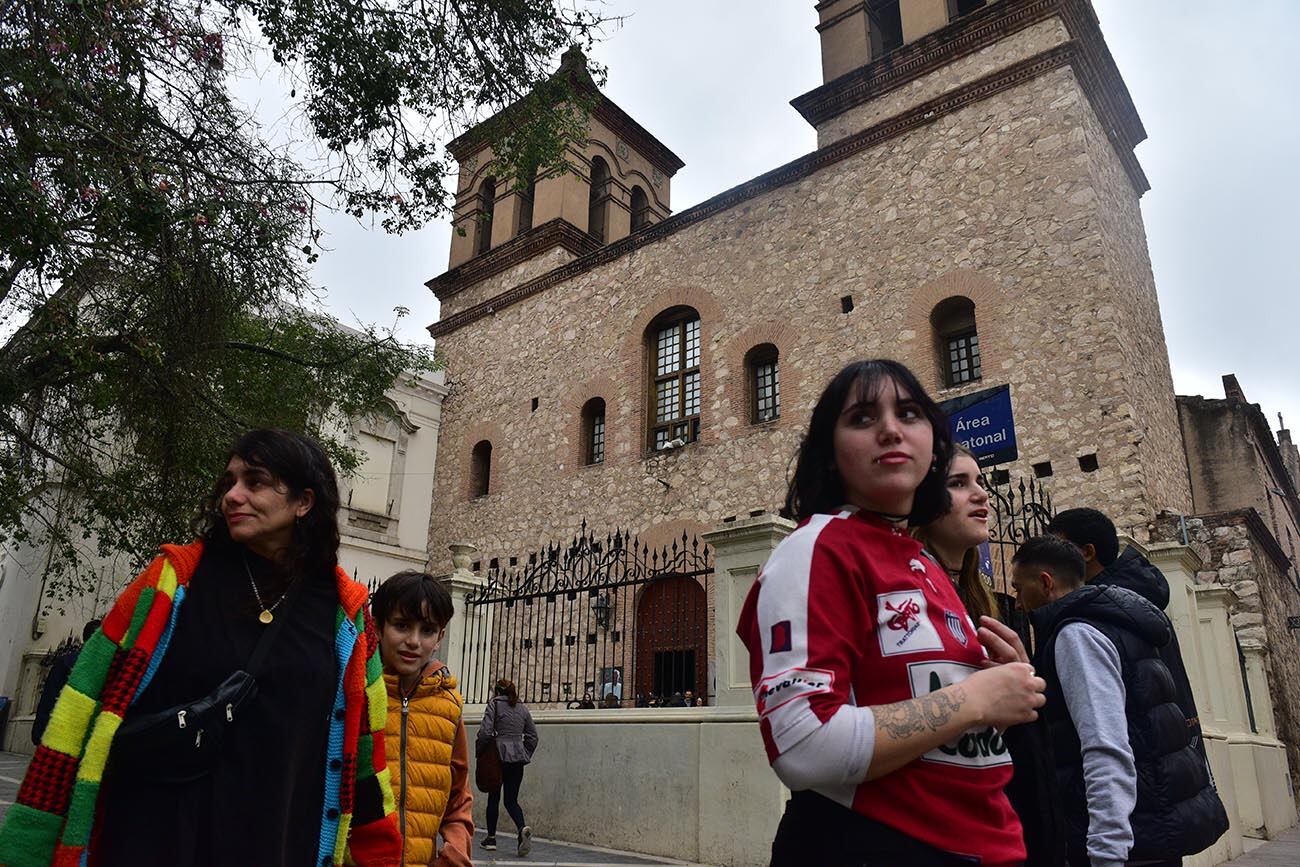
[754,360,780,423]
[945,331,981,386]
[590,411,605,464]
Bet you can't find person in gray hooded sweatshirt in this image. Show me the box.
[1012,536,1220,867]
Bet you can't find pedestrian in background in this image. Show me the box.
[478,678,538,856]
[739,359,1044,866]
[30,619,100,746]
[0,428,401,867]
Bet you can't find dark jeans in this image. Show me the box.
[486,761,527,836]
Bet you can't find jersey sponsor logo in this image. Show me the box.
[754,666,834,715]
[876,590,944,657]
[908,558,927,574]
[945,611,969,647]
[769,620,793,653]
[907,661,1011,769]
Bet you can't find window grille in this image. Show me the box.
[651,313,702,450]
[945,331,981,386]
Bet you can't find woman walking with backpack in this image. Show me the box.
[477,678,538,856]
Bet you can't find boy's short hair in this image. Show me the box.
[1013,535,1087,589]
[371,571,454,628]
[1046,507,1120,565]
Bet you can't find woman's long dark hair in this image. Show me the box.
[195,429,342,578]
[782,359,953,525]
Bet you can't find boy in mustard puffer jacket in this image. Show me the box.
[372,571,474,867]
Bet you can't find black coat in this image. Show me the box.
[1093,548,1206,755]
[1032,583,1228,860]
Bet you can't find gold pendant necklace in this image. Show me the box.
[243,553,288,625]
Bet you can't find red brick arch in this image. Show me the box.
[620,287,725,451]
[907,270,1004,392]
[720,321,802,429]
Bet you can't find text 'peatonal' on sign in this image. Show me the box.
[938,384,1018,468]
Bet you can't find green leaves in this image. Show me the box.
[2,0,600,594]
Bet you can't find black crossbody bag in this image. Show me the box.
[107,583,297,784]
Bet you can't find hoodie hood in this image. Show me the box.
[1031,582,1172,649]
[1093,547,1170,610]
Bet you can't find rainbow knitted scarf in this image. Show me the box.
[0,541,401,867]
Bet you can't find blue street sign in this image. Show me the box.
[939,384,1017,468]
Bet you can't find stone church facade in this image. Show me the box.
[425,0,1193,574]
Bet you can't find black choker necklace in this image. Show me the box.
[861,508,910,524]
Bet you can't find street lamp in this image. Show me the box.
[591,591,612,631]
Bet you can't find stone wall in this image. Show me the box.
[1153,510,1300,799]
[427,51,1188,570]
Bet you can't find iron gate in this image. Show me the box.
[982,473,1055,636]
[458,522,713,707]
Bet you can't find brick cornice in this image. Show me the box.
[426,219,600,302]
[428,43,1125,340]
[791,0,1145,151]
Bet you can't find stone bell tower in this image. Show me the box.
[435,48,684,291]
[795,0,1194,524]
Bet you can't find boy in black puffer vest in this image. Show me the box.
[1013,536,1225,867]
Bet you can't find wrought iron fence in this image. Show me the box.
[981,472,1055,638]
[457,522,713,707]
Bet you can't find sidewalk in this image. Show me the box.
[1222,825,1300,866]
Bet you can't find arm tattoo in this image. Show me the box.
[876,685,967,739]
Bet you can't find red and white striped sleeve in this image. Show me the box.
[737,513,875,788]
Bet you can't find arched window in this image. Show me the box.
[745,344,780,423]
[648,307,701,450]
[470,440,492,497]
[588,156,610,244]
[930,296,981,387]
[582,398,606,465]
[475,176,497,256]
[516,168,536,236]
[630,185,649,232]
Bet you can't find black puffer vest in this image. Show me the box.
[1032,584,1225,861]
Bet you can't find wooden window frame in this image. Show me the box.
[746,344,781,424]
[648,309,702,451]
[583,398,606,465]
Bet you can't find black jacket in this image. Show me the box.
[1032,583,1228,861]
[31,647,78,745]
[1093,548,1208,752]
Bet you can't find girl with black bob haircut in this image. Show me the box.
[741,359,1045,866]
[783,358,954,525]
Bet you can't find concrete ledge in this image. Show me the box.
[467,715,780,866]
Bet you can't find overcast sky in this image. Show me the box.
[307,0,1299,441]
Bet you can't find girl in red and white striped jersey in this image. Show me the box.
[738,359,1045,866]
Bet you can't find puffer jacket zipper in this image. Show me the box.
[399,694,409,867]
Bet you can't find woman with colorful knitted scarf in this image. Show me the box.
[0,429,402,867]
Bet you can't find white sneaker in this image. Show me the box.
[517,826,532,856]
